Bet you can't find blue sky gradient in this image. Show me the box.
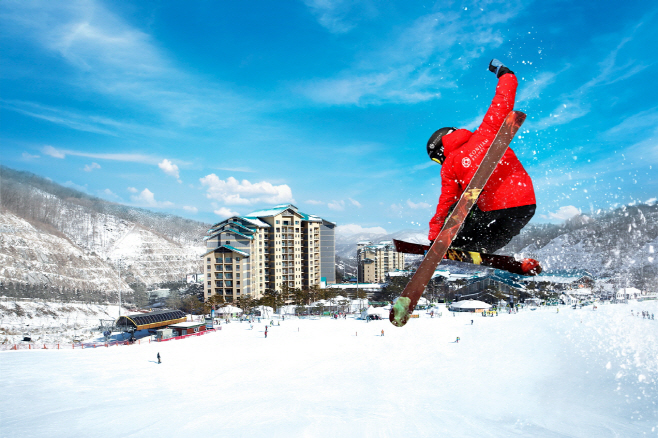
[1,0,657,235]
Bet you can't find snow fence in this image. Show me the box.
[0,327,219,351]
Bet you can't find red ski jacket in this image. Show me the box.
[428,73,535,241]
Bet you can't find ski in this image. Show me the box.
[390,110,526,327]
[392,239,542,276]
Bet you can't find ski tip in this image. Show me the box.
[513,110,527,123]
[521,258,542,275]
[389,297,412,327]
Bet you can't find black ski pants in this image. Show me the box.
[450,204,535,253]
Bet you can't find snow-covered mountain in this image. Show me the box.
[335,203,657,287]
[335,228,427,260]
[2,165,656,300]
[0,166,207,300]
[501,203,657,283]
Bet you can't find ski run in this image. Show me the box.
[1,300,657,437]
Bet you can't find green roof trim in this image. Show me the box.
[222,244,250,257]
[200,244,250,258]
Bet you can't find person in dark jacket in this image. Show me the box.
[157,352,161,364]
[426,59,536,253]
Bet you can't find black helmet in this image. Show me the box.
[427,127,456,164]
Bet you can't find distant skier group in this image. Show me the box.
[632,310,654,320]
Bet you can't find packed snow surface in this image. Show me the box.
[1,302,657,437]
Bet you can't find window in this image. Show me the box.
[207,281,211,286]
[215,273,223,279]
[207,273,211,278]
[276,220,280,224]
[215,257,222,263]
[236,257,240,261]
[207,258,211,262]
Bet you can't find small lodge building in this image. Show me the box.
[168,321,207,337]
[521,270,594,292]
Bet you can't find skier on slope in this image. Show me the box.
[426,59,536,253]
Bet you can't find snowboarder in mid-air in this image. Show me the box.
[426,59,536,253]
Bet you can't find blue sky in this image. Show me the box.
[1,0,657,236]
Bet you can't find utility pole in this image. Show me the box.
[117,258,123,317]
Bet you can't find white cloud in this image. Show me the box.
[300,6,522,106]
[130,188,173,208]
[546,205,581,221]
[42,145,66,158]
[183,206,198,214]
[214,207,239,218]
[461,112,486,131]
[3,100,120,136]
[22,152,40,159]
[83,162,101,172]
[534,101,590,129]
[327,200,345,211]
[62,180,88,193]
[306,199,325,205]
[349,198,362,208]
[158,159,181,182]
[1,1,255,136]
[127,187,138,193]
[517,71,559,103]
[101,188,120,200]
[38,143,170,165]
[407,199,432,209]
[303,0,375,34]
[412,161,435,171]
[200,174,294,206]
[336,224,388,236]
[532,31,648,131]
[604,106,658,137]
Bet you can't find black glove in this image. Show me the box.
[489,59,514,78]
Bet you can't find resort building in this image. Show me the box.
[356,240,405,283]
[201,204,335,302]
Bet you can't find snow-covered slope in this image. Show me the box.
[0,299,125,344]
[502,204,658,280]
[1,302,656,437]
[106,224,205,285]
[0,211,131,294]
[0,167,208,297]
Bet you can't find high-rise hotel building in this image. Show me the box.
[356,240,405,283]
[201,204,335,302]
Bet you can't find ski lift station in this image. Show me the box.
[114,309,187,334]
